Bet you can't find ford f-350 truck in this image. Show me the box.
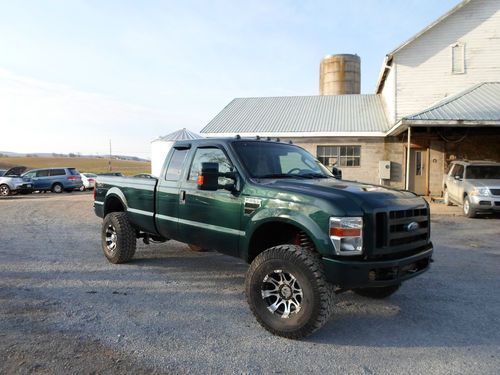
[94,138,433,339]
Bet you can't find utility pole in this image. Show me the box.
[108,139,112,172]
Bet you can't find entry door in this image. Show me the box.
[409,149,427,195]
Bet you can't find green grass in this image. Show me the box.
[0,157,151,176]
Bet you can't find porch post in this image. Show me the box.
[406,126,411,190]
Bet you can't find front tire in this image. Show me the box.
[463,196,476,218]
[245,245,334,339]
[101,212,137,263]
[0,184,10,196]
[353,285,400,299]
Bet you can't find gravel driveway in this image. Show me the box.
[1,194,499,374]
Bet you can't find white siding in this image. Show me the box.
[380,65,396,123]
[392,0,500,120]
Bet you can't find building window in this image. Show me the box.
[317,145,361,167]
[451,42,465,74]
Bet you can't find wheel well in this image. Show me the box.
[52,182,62,187]
[247,222,315,263]
[104,196,125,216]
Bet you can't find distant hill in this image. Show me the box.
[0,151,149,162]
[0,156,150,176]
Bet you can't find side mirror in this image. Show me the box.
[454,175,462,180]
[197,162,220,191]
[332,167,342,180]
[197,162,238,192]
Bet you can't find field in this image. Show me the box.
[0,157,150,175]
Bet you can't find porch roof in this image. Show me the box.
[388,82,500,136]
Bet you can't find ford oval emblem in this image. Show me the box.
[406,222,420,232]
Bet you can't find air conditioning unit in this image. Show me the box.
[379,160,391,180]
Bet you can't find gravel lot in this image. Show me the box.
[1,193,499,374]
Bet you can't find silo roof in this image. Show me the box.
[201,95,389,137]
[154,128,203,142]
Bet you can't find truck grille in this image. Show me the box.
[373,207,429,258]
[490,189,500,196]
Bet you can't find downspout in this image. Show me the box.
[406,126,411,190]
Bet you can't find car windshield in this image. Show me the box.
[466,165,500,179]
[232,141,332,179]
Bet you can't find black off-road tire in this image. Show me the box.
[353,285,400,299]
[245,245,335,339]
[52,183,63,193]
[101,212,137,264]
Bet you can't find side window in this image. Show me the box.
[188,147,232,184]
[454,165,464,179]
[36,170,50,177]
[50,169,66,176]
[24,171,36,178]
[451,42,465,74]
[165,149,188,181]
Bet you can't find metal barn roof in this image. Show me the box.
[405,82,500,121]
[388,82,500,135]
[201,95,389,137]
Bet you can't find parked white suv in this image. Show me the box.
[443,160,500,218]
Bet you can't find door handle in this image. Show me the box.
[179,190,186,204]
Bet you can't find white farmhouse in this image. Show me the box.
[201,0,500,196]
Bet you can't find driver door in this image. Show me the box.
[177,146,242,255]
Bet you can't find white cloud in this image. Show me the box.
[0,67,195,157]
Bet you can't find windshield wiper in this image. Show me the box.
[255,173,309,179]
[297,173,330,179]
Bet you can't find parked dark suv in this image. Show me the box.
[23,168,83,193]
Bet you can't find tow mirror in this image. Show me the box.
[197,162,219,191]
[197,162,238,192]
[332,166,342,180]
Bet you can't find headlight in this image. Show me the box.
[470,187,490,197]
[329,217,363,256]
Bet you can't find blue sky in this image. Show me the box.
[0,0,461,157]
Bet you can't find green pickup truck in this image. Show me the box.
[94,138,433,339]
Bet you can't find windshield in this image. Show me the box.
[232,141,332,179]
[466,165,500,179]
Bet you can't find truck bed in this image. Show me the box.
[94,176,159,235]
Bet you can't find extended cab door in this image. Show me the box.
[177,145,242,256]
[155,146,190,240]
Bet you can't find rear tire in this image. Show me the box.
[52,183,63,194]
[353,285,400,299]
[245,245,334,339]
[0,184,10,196]
[463,196,476,218]
[101,212,136,263]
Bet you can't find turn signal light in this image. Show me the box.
[330,227,361,237]
[197,175,204,186]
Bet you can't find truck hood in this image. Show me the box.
[260,178,425,214]
[466,179,500,188]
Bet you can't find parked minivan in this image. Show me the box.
[23,168,83,193]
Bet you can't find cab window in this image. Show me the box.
[188,147,232,185]
[165,149,188,181]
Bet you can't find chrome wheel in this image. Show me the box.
[261,269,303,319]
[463,198,470,214]
[105,225,118,253]
[0,185,10,196]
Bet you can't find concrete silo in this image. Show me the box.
[319,54,361,95]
